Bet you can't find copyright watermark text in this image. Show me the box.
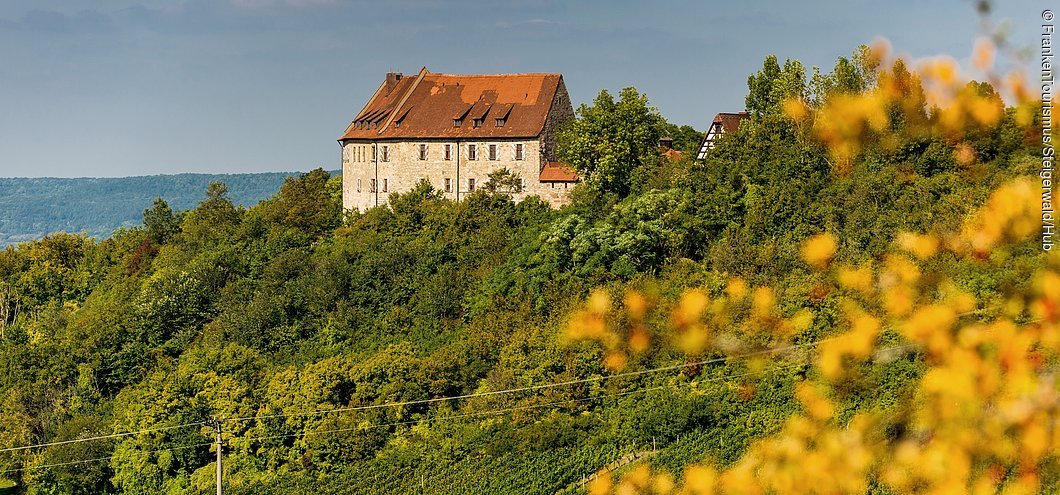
[1044,10,1055,251]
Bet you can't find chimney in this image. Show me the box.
[658,137,674,151]
[385,72,403,94]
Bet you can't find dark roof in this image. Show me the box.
[539,162,578,182]
[696,111,751,159]
[340,68,564,141]
[712,112,750,134]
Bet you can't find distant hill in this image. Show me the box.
[0,172,318,246]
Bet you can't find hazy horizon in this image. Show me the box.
[0,169,319,180]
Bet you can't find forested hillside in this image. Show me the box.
[0,45,1053,495]
[0,172,309,247]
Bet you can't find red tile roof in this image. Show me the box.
[661,148,684,160]
[340,68,564,141]
[539,162,578,182]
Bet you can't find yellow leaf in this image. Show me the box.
[588,471,612,495]
[725,277,748,301]
[802,233,838,270]
[973,37,995,70]
[683,465,717,495]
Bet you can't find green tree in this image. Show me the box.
[257,169,341,242]
[746,55,808,116]
[483,168,524,197]
[809,46,878,106]
[180,182,242,247]
[557,87,665,197]
[142,198,180,244]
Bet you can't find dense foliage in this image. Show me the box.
[0,172,306,247]
[0,43,1047,494]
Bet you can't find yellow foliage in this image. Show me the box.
[589,471,613,495]
[576,32,1054,495]
[837,263,874,294]
[801,233,837,269]
[781,309,814,338]
[629,324,651,353]
[590,290,612,315]
[604,351,628,371]
[625,291,649,321]
[795,382,834,421]
[958,179,1041,255]
[973,37,995,70]
[652,473,675,495]
[678,324,712,355]
[682,465,717,495]
[672,290,709,328]
[725,277,747,301]
[882,283,915,317]
[750,287,774,320]
[782,98,809,122]
[896,232,939,259]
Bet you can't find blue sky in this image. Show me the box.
[0,0,1041,177]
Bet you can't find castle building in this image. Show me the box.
[339,68,577,211]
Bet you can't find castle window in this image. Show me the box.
[473,118,483,128]
[372,146,377,161]
[495,118,506,127]
[468,178,476,191]
[444,144,452,161]
[454,118,463,127]
[381,145,390,162]
[444,178,452,192]
[515,143,524,161]
[419,144,428,160]
[383,178,389,192]
[488,144,497,161]
[357,178,361,192]
[370,179,377,192]
[468,144,477,161]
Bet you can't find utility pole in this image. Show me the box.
[213,419,223,495]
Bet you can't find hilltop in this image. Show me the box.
[0,49,1051,494]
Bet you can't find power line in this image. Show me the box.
[238,362,812,445]
[0,334,920,456]
[222,338,837,424]
[0,441,214,475]
[0,362,808,477]
[0,342,919,477]
[0,421,210,454]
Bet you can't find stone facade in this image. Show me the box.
[339,70,576,212]
[342,138,573,211]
